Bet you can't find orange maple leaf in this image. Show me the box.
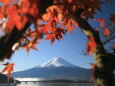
[20,0,39,19]
[86,36,96,55]
[45,27,66,44]
[89,63,95,81]
[89,63,95,71]
[23,40,41,54]
[39,24,52,34]
[45,33,55,45]
[1,63,14,80]
[0,0,13,6]
[97,18,104,27]
[5,5,27,32]
[75,22,79,28]
[66,22,74,34]
[103,28,110,38]
[0,7,5,19]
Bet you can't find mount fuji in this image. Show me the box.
[11,57,92,81]
[38,57,76,68]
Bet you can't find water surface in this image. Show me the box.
[16,82,95,86]
[0,82,95,86]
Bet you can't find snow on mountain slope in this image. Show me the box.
[38,57,76,68]
[12,57,92,81]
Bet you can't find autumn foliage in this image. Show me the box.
[0,0,114,54]
[1,63,14,80]
[0,0,114,81]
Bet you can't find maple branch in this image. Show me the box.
[0,22,31,61]
[75,8,105,54]
[75,9,115,86]
[102,28,115,45]
[102,35,115,45]
[0,0,55,61]
[79,50,87,56]
[110,29,115,37]
[20,36,30,47]
[23,36,30,43]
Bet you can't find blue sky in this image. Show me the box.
[0,0,115,72]
[11,29,94,71]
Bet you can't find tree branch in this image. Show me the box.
[75,8,115,86]
[75,8,105,54]
[102,36,115,45]
[0,22,31,61]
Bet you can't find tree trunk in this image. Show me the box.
[0,0,54,61]
[94,53,115,86]
[0,22,30,61]
[75,9,115,86]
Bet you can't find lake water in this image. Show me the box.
[0,82,95,86]
[17,83,95,86]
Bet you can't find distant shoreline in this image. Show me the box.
[19,79,94,83]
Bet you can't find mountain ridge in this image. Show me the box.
[12,57,92,81]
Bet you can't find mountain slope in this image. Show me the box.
[12,57,92,81]
[38,57,76,68]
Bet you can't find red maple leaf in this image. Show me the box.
[0,7,5,19]
[38,24,52,34]
[103,28,110,38]
[90,63,95,71]
[97,18,104,27]
[5,5,28,33]
[45,27,66,44]
[66,23,74,34]
[65,19,75,34]
[89,63,95,81]
[1,63,14,80]
[45,33,55,45]
[0,0,13,6]
[23,40,41,54]
[86,36,96,55]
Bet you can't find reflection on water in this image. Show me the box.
[16,82,95,86]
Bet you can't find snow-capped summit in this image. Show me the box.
[38,57,76,68]
[12,57,92,81]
